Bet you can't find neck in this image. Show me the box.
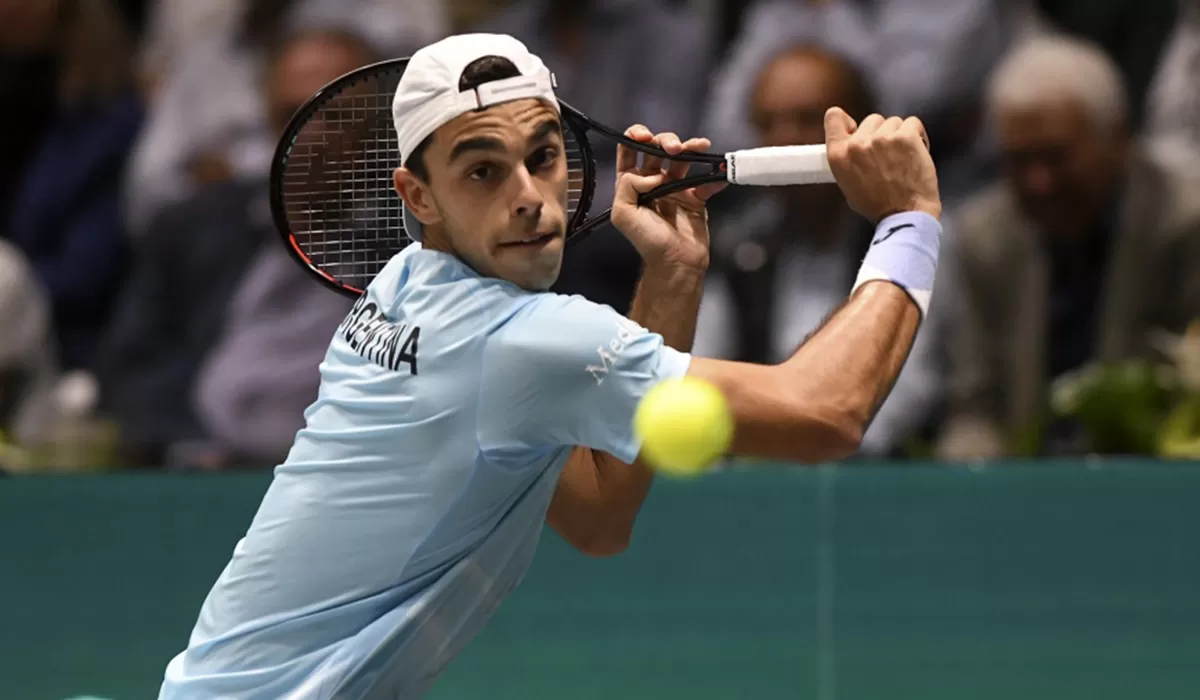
[419,228,461,264]
[419,225,451,252]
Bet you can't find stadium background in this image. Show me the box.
[2,1,1200,698]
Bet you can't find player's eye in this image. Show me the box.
[466,164,494,182]
[528,146,559,172]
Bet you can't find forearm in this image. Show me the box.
[783,281,921,437]
[689,205,941,463]
[695,281,918,462]
[858,322,940,456]
[627,262,705,352]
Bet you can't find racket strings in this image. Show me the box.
[278,63,590,292]
[282,68,407,291]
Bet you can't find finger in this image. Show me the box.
[617,124,654,174]
[657,132,683,156]
[899,116,931,151]
[666,137,708,180]
[627,124,654,142]
[641,133,677,174]
[853,113,886,138]
[692,181,728,202]
[876,116,904,137]
[614,171,667,205]
[823,107,857,143]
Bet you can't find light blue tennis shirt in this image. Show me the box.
[159,244,690,699]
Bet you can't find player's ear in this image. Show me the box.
[394,167,441,226]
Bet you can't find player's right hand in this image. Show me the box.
[611,125,726,272]
[823,107,942,223]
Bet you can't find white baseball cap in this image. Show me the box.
[392,33,560,242]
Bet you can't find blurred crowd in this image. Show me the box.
[2,0,1199,471]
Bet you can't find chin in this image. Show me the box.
[520,266,561,292]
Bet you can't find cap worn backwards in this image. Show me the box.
[393,33,560,242]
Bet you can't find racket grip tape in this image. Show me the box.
[724,145,834,186]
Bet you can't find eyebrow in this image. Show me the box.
[529,118,563,145]
[447,136,506,164]
[446,118,564,164]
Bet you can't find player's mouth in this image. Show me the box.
[500,232,559,248]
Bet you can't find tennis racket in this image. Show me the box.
[270,58,836,298]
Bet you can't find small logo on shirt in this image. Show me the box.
[340,296,421,374]
[585,318,643,385]
[873,222,914,245]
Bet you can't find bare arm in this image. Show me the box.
[549,107,942,551]
[548,264,704,555]
[548,126,716,556]
[693,107,943,465]
[690,280,920,462]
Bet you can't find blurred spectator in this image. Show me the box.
[1032,0,1178,129]
[109,0,149,37]
[702,0,1020,204]
[3,0,142,371]
[97,29,373,466]
[1145,0,1200,167]
[0,240,59,448]
[192,245,352,465]
[445,0,519,31]
[693,44,942,457]
[479,0,716,311]
[0,0,61,228]
[938,36,1200,460]
[124,0,444,236]
[134,0,241,99]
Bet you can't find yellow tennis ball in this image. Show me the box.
[634,376,733,477]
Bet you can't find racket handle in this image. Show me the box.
[725,145,834,186]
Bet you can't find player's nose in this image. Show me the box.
[511,167,544,220]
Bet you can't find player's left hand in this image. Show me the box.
[611,125,726,272]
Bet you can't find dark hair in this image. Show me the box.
[403,55,522,182]
[761,44,878,122]
[264,27,378,75]
[59,0,137,104]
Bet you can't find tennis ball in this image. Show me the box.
[634,376,733,477]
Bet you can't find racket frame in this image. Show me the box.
[269,58,418,298]
[558,102,730,241]
[270,58,734,297]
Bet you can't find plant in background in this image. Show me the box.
[1050,349,1177,456]
[1153,321,1200,458]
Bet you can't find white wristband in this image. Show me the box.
[852,212,942,317]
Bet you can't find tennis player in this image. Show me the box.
[160,33,941,699]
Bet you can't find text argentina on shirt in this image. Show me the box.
[339,295,421,374]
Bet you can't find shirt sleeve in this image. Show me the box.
[477,294,691,463]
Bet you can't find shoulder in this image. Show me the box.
[484,294,638,367]
[481,293,676,391]
[1134,149,1200,242]
[370,246,527,319]
[952,183,1017,239]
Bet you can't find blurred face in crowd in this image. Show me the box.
[263,32,376,244]
[266,33,376,136]
[995,97,1129,241]
[395,99,570,291]
[0,0,60,53]
[750,47,864,227]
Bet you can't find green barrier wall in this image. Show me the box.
[2,462,1199,700]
